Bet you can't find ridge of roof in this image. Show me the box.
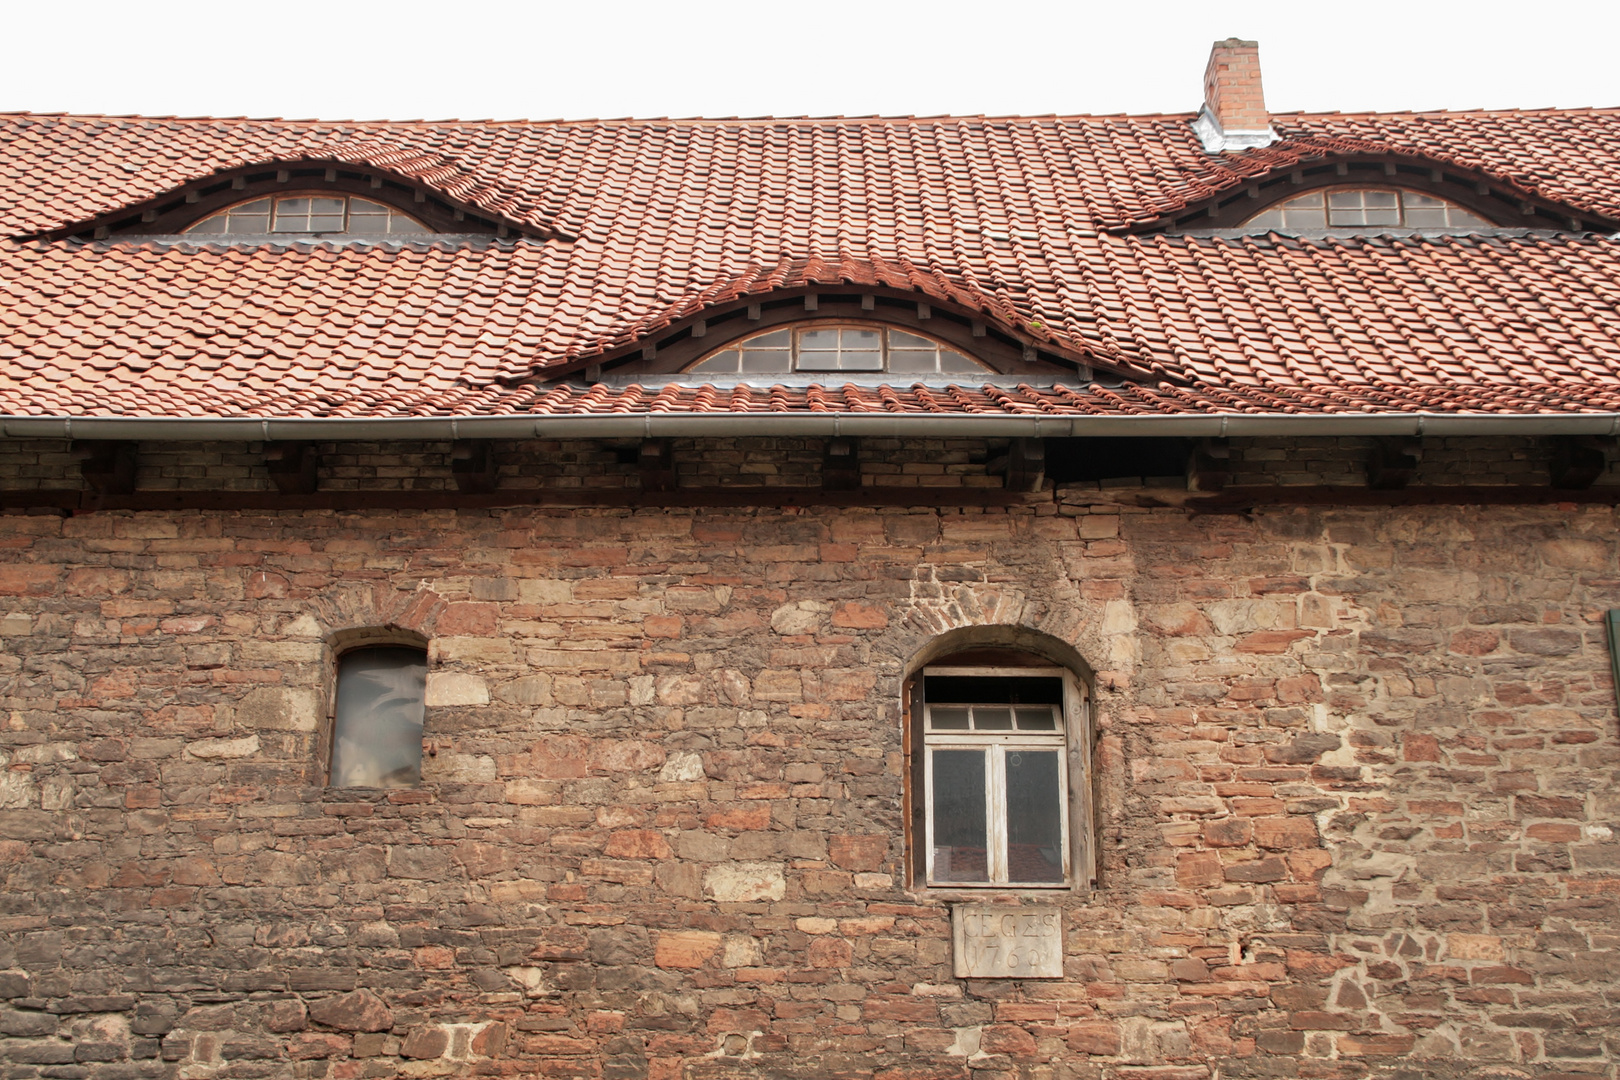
[7,106,1620,127]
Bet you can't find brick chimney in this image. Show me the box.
[1193,38,1277,152]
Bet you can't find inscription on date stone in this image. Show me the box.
[951,905,1063,979]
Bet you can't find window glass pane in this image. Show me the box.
[746,330,791,348]
[1245,208,1284,229]
[739,350,791,372]
[1327,206,1371,227]
[329,646,427,788]
[1446,206,1491,227]
[889,330,934,348]
[889,350,937,374]
[1015,706,1057,731]
[842,328,881,349]
[310,197,346,215]
[798,328,839,351]
[1004,749,1064,883]
[1361,190,1398,208]
[796,352,847,371]
[973,707,1013,731]
[308,215,346,232]
[939,350,985,373]
[1403,206,1448,228]
[1284,192,1324,209]
[386,210,429,233]
[220,199,273,234]
[689,350,740,373]
[1403,193,1444,208]
[185,215,227,235]
[800,351,881,373]
[930,707,971,730]
[932,749,988,882]
[1327,191,1364,210]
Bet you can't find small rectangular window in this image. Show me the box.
[329,646,427,788]
[916,667,1085,888]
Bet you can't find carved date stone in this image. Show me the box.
[951,905,1063,979]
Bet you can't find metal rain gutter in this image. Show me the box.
[4,412,1620,441]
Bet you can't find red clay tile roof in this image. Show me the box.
[3,111,1620,420]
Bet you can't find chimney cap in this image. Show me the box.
[1194,38,1277,152]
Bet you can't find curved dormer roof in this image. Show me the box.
[3,110,1620,421]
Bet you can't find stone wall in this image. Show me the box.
[0,487,1617,1079]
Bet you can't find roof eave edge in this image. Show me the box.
[5,412,1620,442]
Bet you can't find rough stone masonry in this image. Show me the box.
[0,437,1617,1080]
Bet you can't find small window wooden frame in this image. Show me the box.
[908,664,1094,891]
[321,627,430,789]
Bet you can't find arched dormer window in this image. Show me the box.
[185,194,428,236]
[1244,188,1491,231]
[687,324,993,376]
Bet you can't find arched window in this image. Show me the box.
[908,648,1092,890]
[688,325,992,376]
[185,194,428,236]
[329,645,428,787]
[1245,188,1491,231]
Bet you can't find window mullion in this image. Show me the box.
[988,745,1007,884]
[923,746,937,885]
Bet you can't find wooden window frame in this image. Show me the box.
[184,192,429,237]
[686,321,994,377]
[1242,186,1490,231]
[322,628,430,789]
[907,664,1095,892]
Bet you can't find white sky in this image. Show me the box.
[5,1,1618,122]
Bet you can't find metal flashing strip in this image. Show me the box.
[5,411,1620,442]
[1190,107,1278,154]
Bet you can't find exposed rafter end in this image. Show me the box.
[451,440,499,493]
[639,439,677,492]
[266,442,319,495]
[76,441,137,495]
[822,437,861,491]
[1188,438,1231,492]
[1367,437,1422,490]
[1551,435,1611,489]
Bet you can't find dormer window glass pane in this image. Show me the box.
[1245,188,1491,232]
[688,325,994,376]
[185,195,428,236]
